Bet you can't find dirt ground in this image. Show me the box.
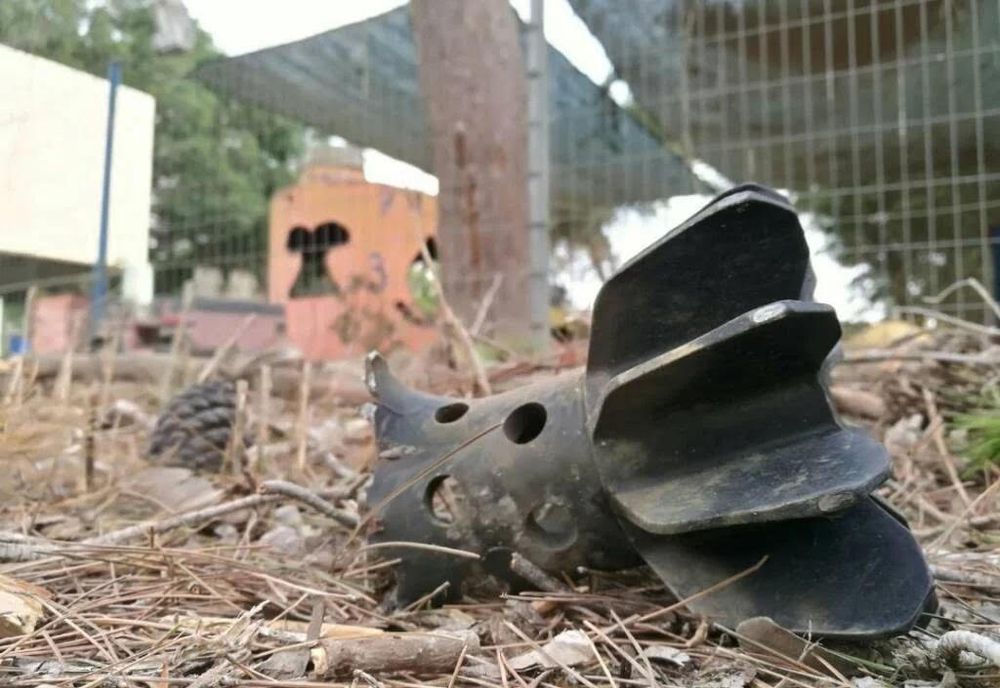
[0,323,998,687]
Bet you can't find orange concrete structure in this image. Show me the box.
[31,293,87,354]
[268,160,438,360]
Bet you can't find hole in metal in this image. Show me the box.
[434,402,469,424]
[425,475,465,525]
[503,403,547,444]
[525,499,578,550]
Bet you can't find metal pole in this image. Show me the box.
[526,0,550,353]
[89,60,121,342]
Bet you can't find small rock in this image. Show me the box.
[884,414,924,455]
[258,525,305,557]
[258,648,310,680]
[213,523,240,545]
[854,678,891,688]
[273,504,303,528]
[343,417,371,443]
[309,419,345,454]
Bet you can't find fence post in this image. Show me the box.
[89,60,122,343]
[526,0,550,353]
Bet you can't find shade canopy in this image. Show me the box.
[195,5,696,214]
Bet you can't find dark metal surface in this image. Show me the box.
[365,356,640,605]
[365,184,934,638]
[624,498,935,638]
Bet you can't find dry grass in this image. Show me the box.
[0,325,998,687]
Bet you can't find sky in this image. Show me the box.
[181,0,879,321]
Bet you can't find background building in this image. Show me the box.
[0,44,155,351]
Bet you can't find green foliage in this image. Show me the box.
[0,0,304,293]
[405,261,439,319]
[956,393,1000,472]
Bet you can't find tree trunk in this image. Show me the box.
[410,0,532,345]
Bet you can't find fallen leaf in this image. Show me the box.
[509,629,592,669]
[0,574,48,637]
[641,644,691,666]
[736,616,857,677]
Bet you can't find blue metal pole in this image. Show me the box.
[89,60,122,342]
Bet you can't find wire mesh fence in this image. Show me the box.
[554,0,1000,323]
[164,0,1000,326]
[1,0,997,361]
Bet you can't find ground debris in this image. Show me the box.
[0,321,996,685]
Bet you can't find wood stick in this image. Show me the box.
[296,360,312,473]
[3,356,23,406]
[22,285,36,353]
[1,482,358,560]
[22,353,370,402]
[509,552,569,593]
[471,273,503,336]
[259,480,357,529]
[53,312,83,404]
[414,228,491,396]
[225,379,249,477]
[0,532,60,562]
[922,387,972,508]
[22,357,38,401]
[929,475,1000,551]
[256,365,272,451]
[892,306,1000,338]
[310,630,479,678]
[83,385,97,493]
[922,277,1000,322]
[159,290,192,403]
[97,328,121,415]
[83,493,281,546]
[841,349,1000,366]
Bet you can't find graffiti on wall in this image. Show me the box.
[269,167,440,360]
[286,222,351,297]
[284,219,438,349]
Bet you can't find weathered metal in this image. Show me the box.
[364,184,934,639]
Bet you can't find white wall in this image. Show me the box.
[0,44,156,304]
